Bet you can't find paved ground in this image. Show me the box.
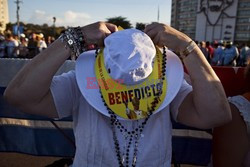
[0,152,204,167]
[0,153,61,167]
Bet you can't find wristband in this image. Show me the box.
[180,41,197,58]
[59,27,87,59]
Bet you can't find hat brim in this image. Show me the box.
[76,49,184,120]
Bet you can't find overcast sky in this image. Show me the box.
[8,0,172,27]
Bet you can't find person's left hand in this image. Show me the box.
[144,22,191,53]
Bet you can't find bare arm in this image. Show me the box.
[4,22,118,118]
[145,23,231,129]
[212,103,249,167]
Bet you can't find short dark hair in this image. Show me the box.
[6,33,12,39]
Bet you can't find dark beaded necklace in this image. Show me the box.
[97,47,167,167]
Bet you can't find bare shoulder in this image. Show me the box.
[212,102,249,167]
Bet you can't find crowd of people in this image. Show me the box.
[0,31,250,67]
[2,21,250,166]
[197,40,250,67]
[0,33,55,59]
[4,21,232,167]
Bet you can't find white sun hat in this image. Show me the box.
[75,29,184,120]
[103,29,156,85]
[20,33,26,38]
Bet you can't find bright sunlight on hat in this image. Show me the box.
[76,29,184,120]
[104,29,156,85]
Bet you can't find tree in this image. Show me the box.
[135,22,146,31]
[5,22,65,38]
[106,16,132,29]
[42,23,49,28]
[5,22,13,31]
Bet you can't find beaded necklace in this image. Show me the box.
[97,47,167,167]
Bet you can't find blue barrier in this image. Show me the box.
[0,126,75,157]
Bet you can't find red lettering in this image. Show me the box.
[97,78,105,89]
[97,78,109,90]
[86,77,98,89]
[106,79,114,89]
[115,79,124,90]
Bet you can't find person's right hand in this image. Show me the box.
[81,22,118,47]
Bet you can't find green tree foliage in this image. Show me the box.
[135,22,146,31]
[106,16,132,29]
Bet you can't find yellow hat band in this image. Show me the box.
[95,48,167,120]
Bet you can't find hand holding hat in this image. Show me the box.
[76,28,184,120]
[144,23,193,54]
[81,22,118,47]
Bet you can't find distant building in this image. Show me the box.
[0,0,9,33]
[171,0,250,43]
[235,0,250,42]
[171,0,198,40]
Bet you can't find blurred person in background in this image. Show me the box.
[199,41,210,62]
[213,58,250,167]
[211,40,224,66]
[5,33,19,58]
[0,35,5,58]
[37,33,47,52]
[27,33,38,58]
[222,41,239,66]
[18,34,29,58]
[13,35,20,57]
[206,41,214,63]
[246,47,250,62]
[239,43,249,67]
[46,36,54,46]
